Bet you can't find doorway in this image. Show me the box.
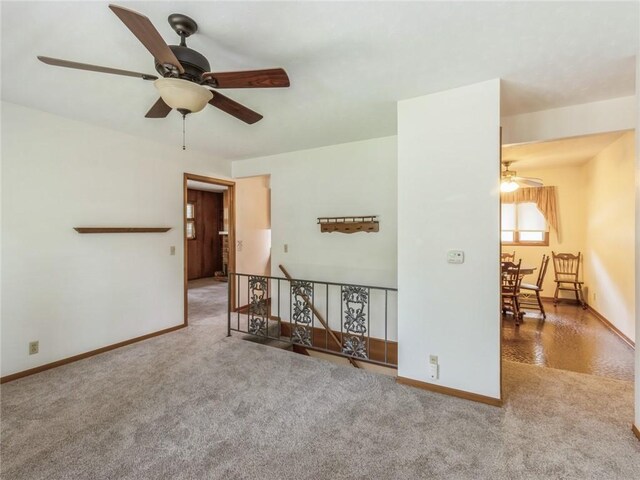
[183,173,236,326]
[499,130,635,382]
[187,185,224,280]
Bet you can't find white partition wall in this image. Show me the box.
[397,79,502,400]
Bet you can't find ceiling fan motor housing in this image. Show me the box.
[155,13,210,82]
[155,45,210,82]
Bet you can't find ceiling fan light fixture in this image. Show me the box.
[500,179,519,193]
[153,78,212,113]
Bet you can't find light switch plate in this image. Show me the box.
[429,355,439,379]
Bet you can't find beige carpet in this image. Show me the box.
[1,313,638,479]
[187,277,228,326]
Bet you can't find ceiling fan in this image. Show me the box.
[37,4,290,130]
[501,161,543,193]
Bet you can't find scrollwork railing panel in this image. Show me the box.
[342,285,368,358]
[291,280,313,346]
[248,275,268,336]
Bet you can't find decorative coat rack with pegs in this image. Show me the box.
[317,216,379,234]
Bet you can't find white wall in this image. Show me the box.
[584,132,636,340]
[233,136,398,341]
[397,79,501,399]
[502,96,636,145]
[235,175,271,277]
[1,102,231,376]
[233,136,397,287]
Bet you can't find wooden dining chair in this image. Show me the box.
[519,254,550,319]
[501,251,516,262]
[551,251,587,309]
[501,259,524,325]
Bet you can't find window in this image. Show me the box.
[501,202,548,246]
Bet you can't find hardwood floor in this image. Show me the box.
[502,301,634,381]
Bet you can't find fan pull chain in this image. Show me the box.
[182,113,186,151]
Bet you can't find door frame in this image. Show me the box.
[183,173,236,325]
[498,127,504,403]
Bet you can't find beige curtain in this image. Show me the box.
[501,186,559,235]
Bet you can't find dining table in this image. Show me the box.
[501,262,536,277]
[518,266,536,276]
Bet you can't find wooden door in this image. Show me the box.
[187,189,224,280]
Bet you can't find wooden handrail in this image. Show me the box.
[279,264,359,368]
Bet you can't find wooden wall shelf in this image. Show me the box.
[74,227,171,234]
[317,216,379,234]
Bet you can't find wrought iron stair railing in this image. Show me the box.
[228,267,398,368]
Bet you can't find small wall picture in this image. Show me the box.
[186,220,196,240]
[186,203,195,220]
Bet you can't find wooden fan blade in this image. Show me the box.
[109,4,184,73]
[37,56,157,80]
[208,92,263,124]
[202,68,290,88]
[514,176,543,187]
[145,98,172,118]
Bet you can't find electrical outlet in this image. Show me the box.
[170,246,176,256]
[29,341,39,355]
[284,244,288,253]
[237,240,243,252]
[593,292,596,301]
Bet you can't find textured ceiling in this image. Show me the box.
[1,1,637,160]
[502,130,630,170]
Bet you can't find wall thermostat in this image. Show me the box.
[447,250,464,264]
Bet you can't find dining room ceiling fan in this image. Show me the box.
[501,161,543,192]
[37,3,290,145]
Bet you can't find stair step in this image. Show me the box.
[241,334,292,350]
[304,349,397,377]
